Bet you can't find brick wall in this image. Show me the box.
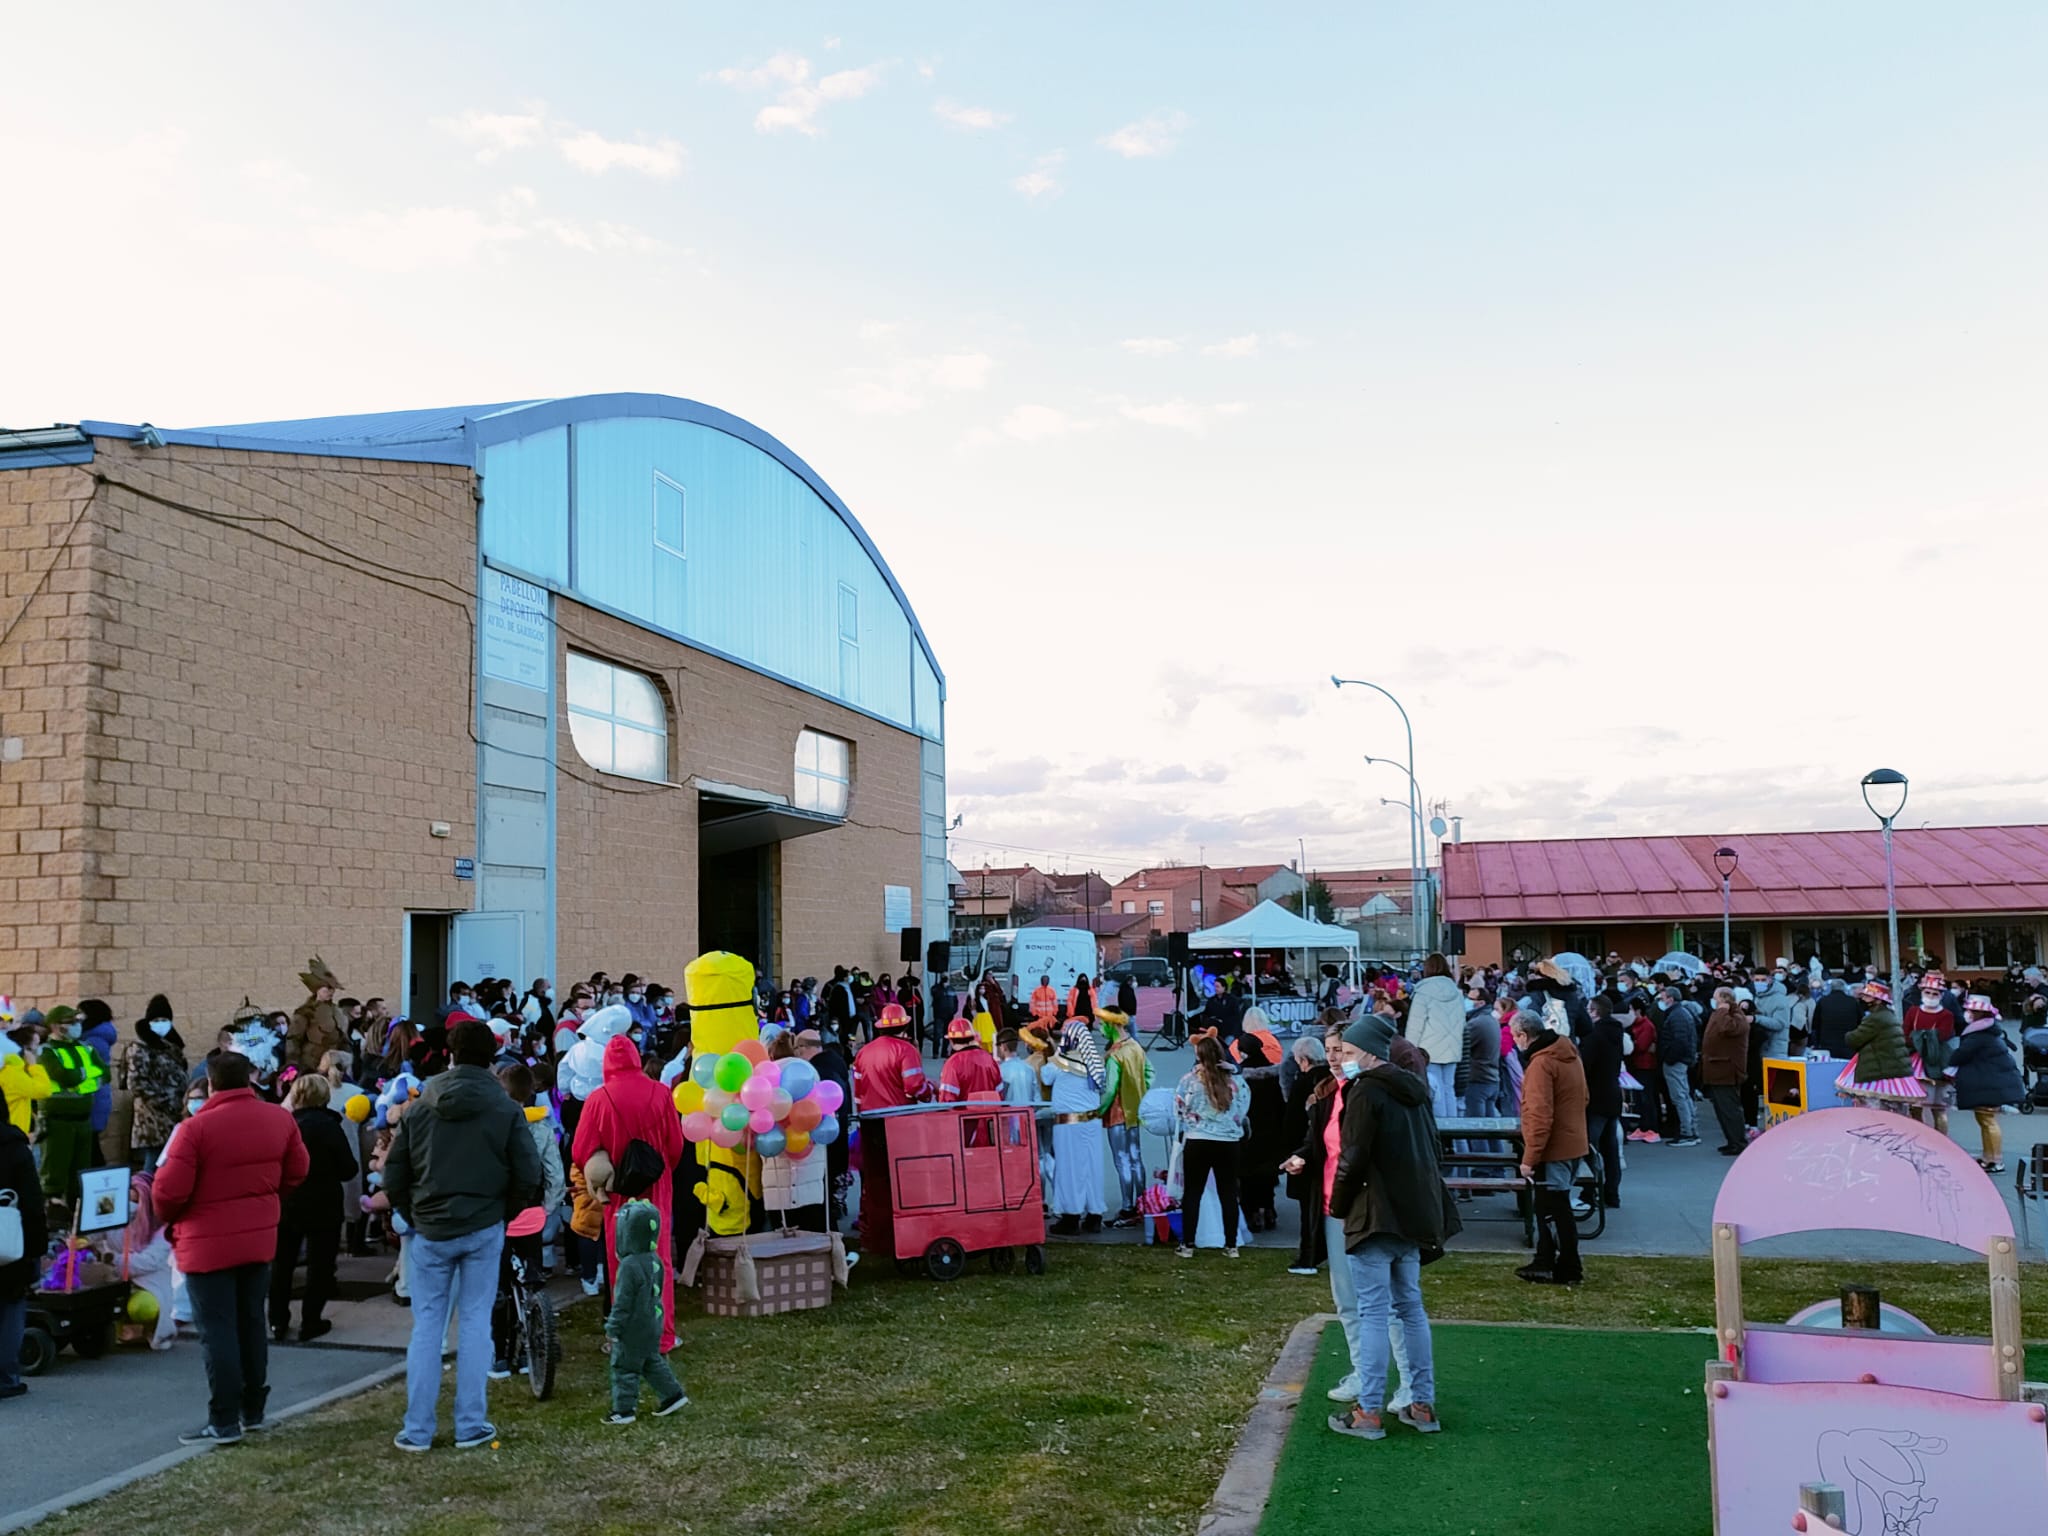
[0,439,479,1026]
[554,598,923,993]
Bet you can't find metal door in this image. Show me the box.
[450,911,524,988]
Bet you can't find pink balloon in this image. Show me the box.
[739,1076,775,1113]
[812,1079,844,1115]
[710,1124,744,1149]
[748,1107,776,1134]
[769,1088,793,1121]
[754,1059,782,1086]
[681,1110,714,1141]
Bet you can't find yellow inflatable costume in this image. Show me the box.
[686,951,762,1235]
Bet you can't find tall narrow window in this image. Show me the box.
[837,582,859,698]
[566,653,667,783]
[794,728,852,817]
[653,473,686,556]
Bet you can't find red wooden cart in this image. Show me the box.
[857,1098,1046,1280]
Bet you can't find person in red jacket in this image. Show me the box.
[569,1033,685,1352]
[853,1005,930,1112]
[153,1051,309,1445]
[938,1017,1001,1101]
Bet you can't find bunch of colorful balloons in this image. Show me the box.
[671,1037,845,1160]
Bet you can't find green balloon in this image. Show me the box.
[720,1102,751,1133]
[714,1053,751,1092]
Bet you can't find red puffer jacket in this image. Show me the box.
[153,1087,309,1273]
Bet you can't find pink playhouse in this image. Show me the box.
[1707,1106,2048,1533]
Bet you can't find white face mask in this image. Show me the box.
[148,1019,172,1037]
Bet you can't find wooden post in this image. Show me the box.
[1712,1221,1744,1376]
[1840,1284,1882,1331]
[1989,1235,2025,1402]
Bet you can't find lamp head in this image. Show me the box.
[1860,768,1909,824]
[1714,846,1738,880]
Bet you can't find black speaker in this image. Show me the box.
[926,939,951,973]
[1442,922,1466,953]
[899,926,922,964]
[1167,930,1190,966]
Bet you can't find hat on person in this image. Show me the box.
[43,1004,77,1029]
[1342,1014,1397,1061]
[1019,1024,1052,1052]
[1732,986,1754,1004]
[877,1003,911,1033]
[18,1007,42,1029]
[1859,980,1892,1005]
[945,1016,977,1044]
[232,996,265,1029]
[793,1028,823,1051]
[1096,1006,1130,1036]
[298,956,342,993]
[1919,969,1945,992]
[1965,993,1998,1017]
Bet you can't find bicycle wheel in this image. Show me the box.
[522,1291,558,1401]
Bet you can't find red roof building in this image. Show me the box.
[1440,826,2048,976]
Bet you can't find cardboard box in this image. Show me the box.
[697,1231,835,1319]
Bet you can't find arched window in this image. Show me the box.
[566,652,667,782]
[794,729,851,817]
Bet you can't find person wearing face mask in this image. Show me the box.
[621,974,657,1037]
[38,1006,106,1199]
[123,995,189,1171]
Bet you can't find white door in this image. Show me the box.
[450,911,524,987]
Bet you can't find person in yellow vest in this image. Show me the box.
[39,1005,106,1201]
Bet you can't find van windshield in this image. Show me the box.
[983,942,1011,975]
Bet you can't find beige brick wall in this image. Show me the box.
[554,599,923,993]
[0,439,479,1026]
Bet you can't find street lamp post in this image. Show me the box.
[1379,797,1429,953]
[1861,769,1910,1005]
[1333,677,1423,959]
[1713,846,1738,965]
[1362,753,1432,951]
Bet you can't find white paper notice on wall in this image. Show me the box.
[883,884,913,934]
[480,568,551,691]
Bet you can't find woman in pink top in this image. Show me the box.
[1282,1024,1416,1412]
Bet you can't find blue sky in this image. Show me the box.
[5,4,2045,876]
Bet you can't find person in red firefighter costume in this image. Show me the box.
[853,1004,931,1111]
[571,1033,686,1351]
[938,1016,1002,1101]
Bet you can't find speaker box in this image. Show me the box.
[1442,922,1465,953]
[1167,930,1190,966]
[899,926,922,965]
[926,940,952,974]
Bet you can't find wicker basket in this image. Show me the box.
[698,1231,835,1319]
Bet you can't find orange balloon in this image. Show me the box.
[733,1038,769,1066]
[788,1098,823,1134]
[785,1131,812,1157]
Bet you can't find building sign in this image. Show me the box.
[454,858,477,880]
[883,884,913,933]
[480,568,551,690]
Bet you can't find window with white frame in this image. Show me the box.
[1190,899,1203,915]
[1147,900,1164,916]
[1952,923,2039,969]
[1790,925,1874,973]
[566,652,667,782]
[795,729,852,817]
[1675,925,1760,965]
[1122,901,1137,914]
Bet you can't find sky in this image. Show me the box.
[5,3,2046,881]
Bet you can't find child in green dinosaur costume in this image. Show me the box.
[604,1200,688,1424]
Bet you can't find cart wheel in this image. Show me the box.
[1023,1244,1046,1276]
[987,1246,1017,1274]
[2023,1099,2036,1115]
[924,1238,967,1282]
[71,1320,110,1359]
[523,1291,558,1401]
[20,1326,55,1377]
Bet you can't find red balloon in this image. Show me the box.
[788,1098,823,1134]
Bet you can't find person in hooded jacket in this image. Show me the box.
[1510,1005,1590,1285]
[384,1020,543,1453]
[1323,1013,1458,1441]
[1405,954,1467,1120]
[570,1031,686,1353]
[76,1000,121,1151]
[1950,995,2025,1173]
[0,1111,49,1399]
[0,1021,53,1137]
[1524,960,1592,1043]
[270,1074,358,1343]
[123,996,188,1171]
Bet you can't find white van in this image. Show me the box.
[974,927,1102,1009]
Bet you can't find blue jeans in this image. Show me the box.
[402,1225,505,1444]
[0,1296,24,1390]
[1426,1062,1458,1120]
[1325,1216,1412,1406]
[1346,1236,1435,1415]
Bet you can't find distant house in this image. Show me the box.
[1025,909,1156,963]
[1045,870,1111,915]
[1106,865,1250,937]
[952,864,1058,941]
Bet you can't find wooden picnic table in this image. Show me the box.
[1431,1117,1605,1244]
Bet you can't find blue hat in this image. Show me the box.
[1342,1015,1396,1060]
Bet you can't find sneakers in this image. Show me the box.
[180,1423,242,1446]
[1080,1213,1103,1234]
[1515,1263,1554,1284]
[488,1360,513,1381]
[1175,1245,1195,1259]
[1327,1407,1386,1440]
[454,1423,497,1450]
[299,1319,333,1343]
[1398,1403,1442,1434]
[1222,1247,1241,1259]
[654,1394,689,1417]
[605,1412,638,1426]
[392,1432,432,1454]
[1626,1128,1661,1143]
[1286,1265,1318,1276]
[580,1276,602,1297]
[1327,1372,1362,1403]
[1669,1136,1701,1148]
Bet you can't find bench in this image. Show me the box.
[1440,1172,1607,1246]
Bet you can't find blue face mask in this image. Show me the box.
[1339,1060,1363,1081]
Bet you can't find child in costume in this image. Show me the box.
[603,1199,687,1424]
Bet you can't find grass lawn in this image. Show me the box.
[34,1246,2048,1536]
[1260,1323,1714,1536]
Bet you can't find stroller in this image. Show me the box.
[2021,1027,2048,1114]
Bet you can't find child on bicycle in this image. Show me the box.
[491,1062,565,1378]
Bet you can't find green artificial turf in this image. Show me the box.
[1259,1322,1716,1536]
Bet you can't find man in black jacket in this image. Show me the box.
[0,1116,48,1398]
[1809,978,1866,1058]
[1325,1014,1458,1442]
[1580,997,1627,1209]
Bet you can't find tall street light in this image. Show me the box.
[1861,768,1909,1005]
[1713,847,1739,965]
[1379,797,1429,952]
[1333,676,1423,961]
[1363,753,1439,949]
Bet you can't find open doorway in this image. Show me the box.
[406,913,451,1024]
[700,846,772,978]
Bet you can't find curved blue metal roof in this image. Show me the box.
[81,394,942,685]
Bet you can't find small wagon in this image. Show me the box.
[857,1099,1046,1280]
[22,1279,131,1375]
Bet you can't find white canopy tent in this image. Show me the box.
[1187,899,1360,1001]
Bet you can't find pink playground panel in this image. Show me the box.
[1743,1325,2001,1399]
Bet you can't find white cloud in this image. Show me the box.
[917,57,939,79]
[1099,110,1190,159]
[824,35,842,50]
[1106,395,1250,434]
[717,53,889,137]
[536,217,660,255]
[999,404,1087,442]
[857,320,900,342]
[838,350,996,415]
[313,206,528,273]
[1119,337,1180,357]
[437,109,546,161]
[934,99,1011,131]
[1013,150,1064,200]
[556,129,685,178]
[1202,332,1260,359]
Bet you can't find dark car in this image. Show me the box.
[1100,957,1173,987]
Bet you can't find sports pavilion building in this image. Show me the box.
[0,394,948,1026]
